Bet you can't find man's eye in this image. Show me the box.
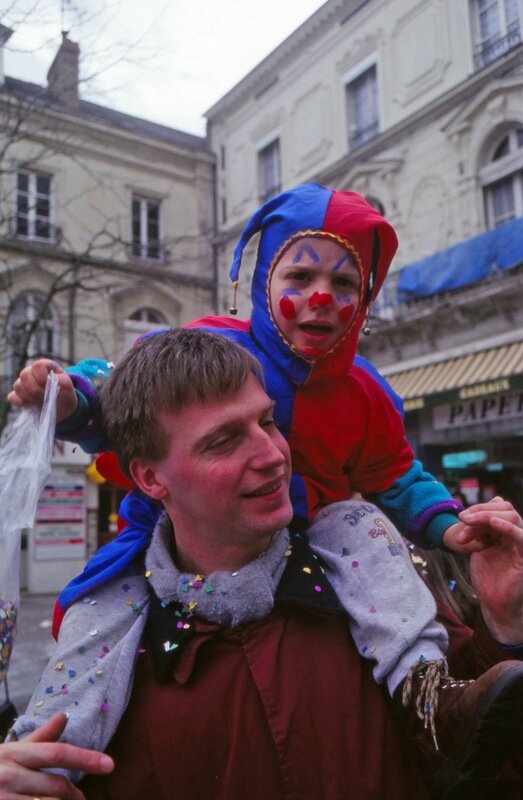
[261,417,276,429]
[209,435,236,451]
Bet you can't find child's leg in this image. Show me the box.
[306,499,448,696]
[308,500,523,796]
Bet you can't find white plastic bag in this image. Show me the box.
[0,373,59,683]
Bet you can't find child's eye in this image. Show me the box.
[285,269,311,283]
[334,275,359,291]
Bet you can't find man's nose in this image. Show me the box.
[251,429,287,469]
[308,291,333,309]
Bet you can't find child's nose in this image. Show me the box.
[308,291,333,309]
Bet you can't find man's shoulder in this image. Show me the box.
[61,562,149,640]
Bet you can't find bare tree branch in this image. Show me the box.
[0,2,213,435]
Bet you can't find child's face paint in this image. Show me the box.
[279,294,297,320]
[338,305,354,325]
[269,236,361,358]
[308,292,333,310]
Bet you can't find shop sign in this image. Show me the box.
[433,390,523,430]
[458,378,510,400]
[401,374,523,412]
[34,476,86,560]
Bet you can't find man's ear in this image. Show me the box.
[130,458,168,501]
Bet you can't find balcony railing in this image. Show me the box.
[348,120,380,150]
[474,26,521,70]
[8,217,62,245]
[127,240,169,265]
[371,260,523,325]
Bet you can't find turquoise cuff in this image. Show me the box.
[425,513,460,549]
[56,391,90,435]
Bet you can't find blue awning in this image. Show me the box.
[397,216,523,298]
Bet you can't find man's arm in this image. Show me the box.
[0,713,113,799]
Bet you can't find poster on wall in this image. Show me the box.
[34,478,86,560]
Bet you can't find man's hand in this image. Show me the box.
[460,498,523,645]
[442,521,487,554]
[0,713,113,799]
[8,359,78,423]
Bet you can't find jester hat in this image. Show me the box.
[230,182,398,367]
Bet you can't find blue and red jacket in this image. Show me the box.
[53,183,460,636]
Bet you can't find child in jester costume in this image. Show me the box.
[12,183,476,749]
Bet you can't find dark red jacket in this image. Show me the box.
[79,594,509,800]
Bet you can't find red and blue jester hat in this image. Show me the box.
[229,182,398,382]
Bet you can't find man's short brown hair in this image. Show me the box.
[99,328,264,476]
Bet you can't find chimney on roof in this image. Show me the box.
[47,32,80,107]
[0,24,13,86]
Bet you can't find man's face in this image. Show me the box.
[269,235,362,358]
[141,375,293,564]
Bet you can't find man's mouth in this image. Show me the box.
[243,479,283,498]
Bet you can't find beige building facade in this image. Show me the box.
[2,2,523,591]
[0,31,216,590]
[207,0,523,508]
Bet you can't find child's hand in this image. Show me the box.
[444,499,518,555]
[442,521,488,554]
[8,359,78,423]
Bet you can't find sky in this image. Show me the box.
[3,0,327,136]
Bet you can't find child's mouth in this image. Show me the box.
[299,322,334,337]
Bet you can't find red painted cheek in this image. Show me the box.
[338,303,355,325]
[279,296,297,320]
